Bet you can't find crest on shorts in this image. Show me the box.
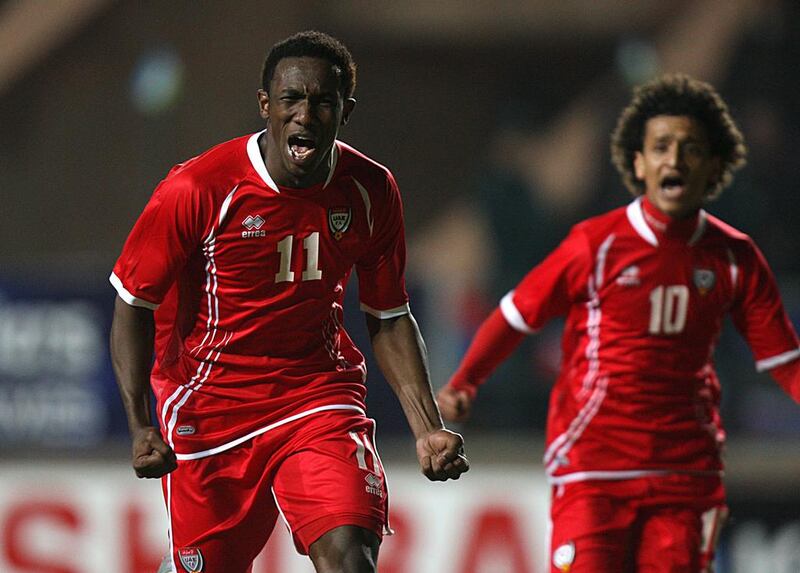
[553,541,576,572]
[693,268,716,295]
[178,547,204,572]
[328,206,352,240]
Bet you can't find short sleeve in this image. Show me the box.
[501,226,591,333]
[730,240,800,371]
[356,173,410,318]
[110,173,210,309]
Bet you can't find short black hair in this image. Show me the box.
[261,30,357,99]
[610,73,747,200]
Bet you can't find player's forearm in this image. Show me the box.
[367,313,444,439]
[449,306,525,396]
[110,296,157,434]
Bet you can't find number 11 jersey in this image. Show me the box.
[111,132,409,459]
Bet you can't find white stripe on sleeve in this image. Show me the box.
[500,291,536,334]
[109,272,159,310]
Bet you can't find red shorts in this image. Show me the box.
[549,475,727,573]
[162,410,388,573]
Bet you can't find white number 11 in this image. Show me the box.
[275,232,323,283]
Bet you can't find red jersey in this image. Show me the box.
[110,132,409,459]
[501,197,800,485]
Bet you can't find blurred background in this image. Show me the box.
[1,0,799,571]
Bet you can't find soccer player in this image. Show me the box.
[110,31,468,573]
[437,74,800,573]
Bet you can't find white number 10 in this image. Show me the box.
[648,285,688,334]
[275,232,323,283]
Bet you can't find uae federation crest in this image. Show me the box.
[693,268,716,296]
[328,206,352,240]
[178,547,204,572]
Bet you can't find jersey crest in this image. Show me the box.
[693,268,716,295]
[328,206,352,240]
[178,547,204,572]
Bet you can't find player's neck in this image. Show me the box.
[641,197,700,242]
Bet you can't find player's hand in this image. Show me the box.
[131,426,178,478]
[436,385,474,423]
[416,428,469,481]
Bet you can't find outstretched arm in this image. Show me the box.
[366,313,468,481]
[437,307,526,423]
[109,295,177,478]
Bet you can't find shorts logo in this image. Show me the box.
[176,425,195,436]
[242,214,266,238]
[553,541,575,572]
[364,472,384,498]
[693,268,716,295]
[328,207,351,240]
[178,547,204,572]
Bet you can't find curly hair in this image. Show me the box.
[610,74,747,200]
[261,30,357,99]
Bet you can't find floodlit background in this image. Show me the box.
[1,1,799,571]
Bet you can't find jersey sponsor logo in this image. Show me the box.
[364,472,384,498]
[178,547,204,572]
[693,268,716,295]
[242,214,266,238]
[328,206,351,240]
[553,540,576,572]
[176,425,196,436]
[616,265,640,286]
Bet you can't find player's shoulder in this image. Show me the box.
[333,140,395,188]
[571,204,630,243]
[701,212,756,251]
[703,212,750,241]
[159,133,252,197]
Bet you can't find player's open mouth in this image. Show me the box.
[288,135,316,162]
[660,175,686,198]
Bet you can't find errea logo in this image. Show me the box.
[242,214,266,238]
[364,473,384,498]
[616,265,640,287]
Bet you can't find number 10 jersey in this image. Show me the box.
[502,197,800,484]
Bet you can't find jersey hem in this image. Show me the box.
[109,272,160,310]
[547,468,723,486]
[173,404,366,461]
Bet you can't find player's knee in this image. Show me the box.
[309,525,379,573]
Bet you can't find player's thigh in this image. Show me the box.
[550,485,637,573]
[165,445,280,573]
[635,506,703,573]
[309,524,380,573]
[272,419,388,556]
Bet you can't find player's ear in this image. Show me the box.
[257,89,270,120]
[341,97,356,126]
[633,151,645,181]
